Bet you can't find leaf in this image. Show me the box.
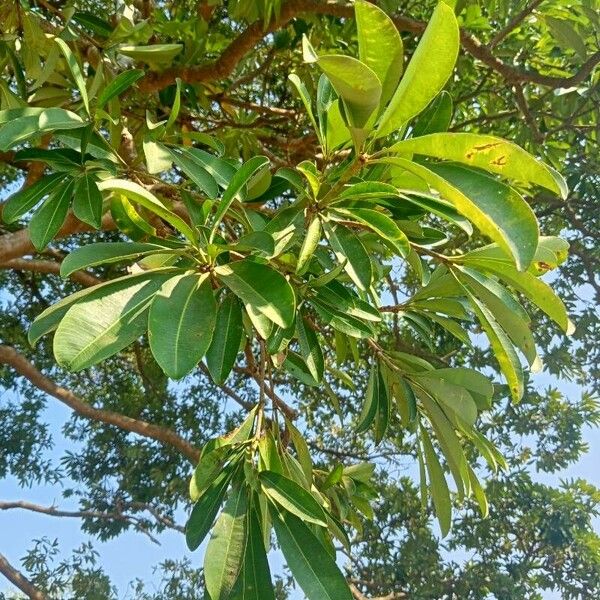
[55,38,90,114]
[303,36,382,130]
[331,207,409,257]
[283,352,319,387]
[118,44,183,67]
[61,242,172,277]
[215,259,296,329]
[73,173,104,228]
[324,223,373,291]
[411,91,453,137]
[2,173,66,224]
[29,178,74,251]
[148,273,217,379]
[230,507,275,600]
[355,0,403,106]
[204,484,248,600]
[260,471,327,526]
[388,132,567,198]
[143,140,173,174]
[421,427,452,537]
[190,446,235,502]
[206,294,244,384]
[288,74,319,141]
[184,148,237,188]
[186,470,232,551]
[210,156,270,241]
[54,271,172,371]
[422,367,493,411]
[356,364,379,433]
[166,146,219,198]
[296,316,324,382]
[462,256,573,334]
[465,289,524,402]
[546,16,588,60]
[379,157,536,271]
[296,217,322,275]
[97,178,197,242]
[97,69,144,109]
[272,509,352,600]
[432,164,538,270]
[376,2,459,137]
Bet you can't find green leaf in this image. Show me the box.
[210,156,270,241]
[230,507,275,600]
[97,70,144,110]
[545,16,588,60]
[29,178,74,251]
[204,484,248,600]
[97,178,198,243]
[378,157,536,270]
[190,446,234,502]
[165,78,182,131]
[457,266,540,369]
[184,148,236,189]
[331,207,409,257]
[465,288,524,402]
[411,91,453,137]
[324,223,373,291]
[421,427,452,537]
[414,374,478,426]
[166,146,219,198]
[260,471,327,526]
[61,242,172,277]
[118,44,183,67]
[148,273,217,379]
[215,259,296,329]
[387,132,567,198]
[303,36,381,130]
[272,509,352,600]
[431,164,538,270]
[356,364,378,433]
[283,352,319,387]
[2,173,66,224]
[55,38,90,114]
[376,2,459,137]
[355,0,403,106]
[288,74,320,141]
[422,367,493,412]
[296,217,322,275]
[462,256,574,334]
[186,469,232,551]
[296,316,324,382]
[53,271,172,371]
[73,173,104,228]
[206,294,243,384]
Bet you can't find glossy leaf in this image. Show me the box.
[2,173,66,224]
[55,38,90,114]
[97,69,144,109]
[260,470,327,526]
[206,294,244,384]
[29,178,74,251]
[73,173,104,228]
[215,259,296,329]
[272,509,352,600]
[296,316,324,382]
[148,273,217,379]
[376,2,459,137]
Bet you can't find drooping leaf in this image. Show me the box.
[204,484,248,600]
[148,273,217,379]
[166,146,219,198]
[296,316,324,382]
[73,173,104,228]
[272,509,352,600]
[97,69,144,109]
[260,471,327,526]
[206,294,244,384]
[55,38,90,114]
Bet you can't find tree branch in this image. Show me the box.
[0,258,100,287]
[0,345,200,463]
[0,551,47,600]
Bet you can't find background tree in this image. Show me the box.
[0,0,598,599]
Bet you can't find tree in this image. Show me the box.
[0,0,598,599]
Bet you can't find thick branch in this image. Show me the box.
[0,345,200,463]
[0,258,100,287]
[0,551,47,600]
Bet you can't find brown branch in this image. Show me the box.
[0,258,100,287]
[0,551,47,600]
[489,0,544,48]
[136,1,600,94]
[0,345,200,463]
